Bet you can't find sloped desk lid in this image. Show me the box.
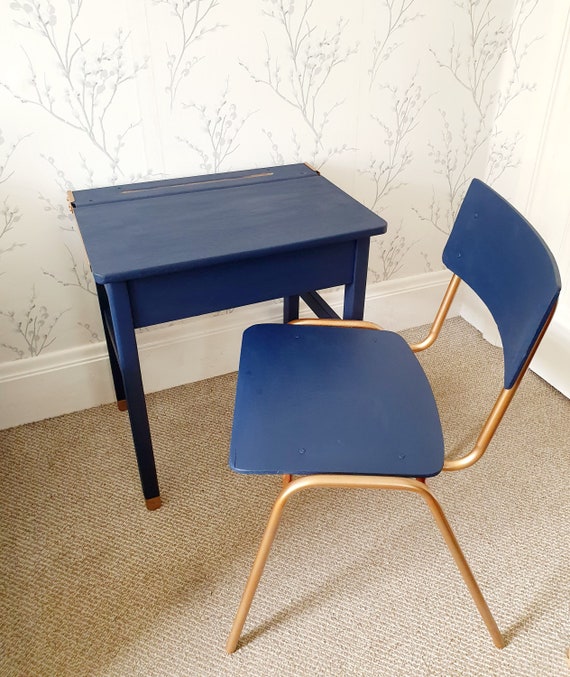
[70,164,387,283]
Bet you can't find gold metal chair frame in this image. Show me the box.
[226,273,557,653]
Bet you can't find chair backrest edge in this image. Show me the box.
[442,178,561,388]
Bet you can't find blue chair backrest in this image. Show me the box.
[443,179,561,389]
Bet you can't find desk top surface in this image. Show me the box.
[71,163,387,283]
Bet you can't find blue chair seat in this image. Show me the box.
[230,324,444,478]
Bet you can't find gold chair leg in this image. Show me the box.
[226,474,504,652]
[417,485,505,648]
[226,483,293,653]
[282,474,292,488]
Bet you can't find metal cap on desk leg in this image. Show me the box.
[145,496,162,510]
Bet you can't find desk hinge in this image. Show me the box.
[304,162,320,175]
[67,190,76,214]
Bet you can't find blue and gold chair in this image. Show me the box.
[225,179,561,653]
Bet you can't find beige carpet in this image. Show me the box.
[1,318,569,677]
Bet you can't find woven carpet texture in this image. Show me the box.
[1,318,569,676]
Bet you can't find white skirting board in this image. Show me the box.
[2,270,568,430]
[0,271,452,430]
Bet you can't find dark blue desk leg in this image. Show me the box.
[96,284,127,410]
[283,296,300,323]
[343,237,371,320]
[105,282,161,510]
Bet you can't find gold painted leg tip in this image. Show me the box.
[145,496,162,510]
[494,636,506,649]
[225,640,238,654]
[117,400,128,411]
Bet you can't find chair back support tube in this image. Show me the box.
[443,301,558,471]
[411,274,462,353]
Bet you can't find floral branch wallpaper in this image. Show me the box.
[0,0,551,362]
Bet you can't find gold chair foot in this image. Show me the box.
[145,496,162,510]
[117,399,128,411]
[493,634,506,649]
[226,637,239,654]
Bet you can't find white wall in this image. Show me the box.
[1,0,567,428]
[462,2,570,397]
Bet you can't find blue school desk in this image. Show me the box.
[69,164,387,509]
